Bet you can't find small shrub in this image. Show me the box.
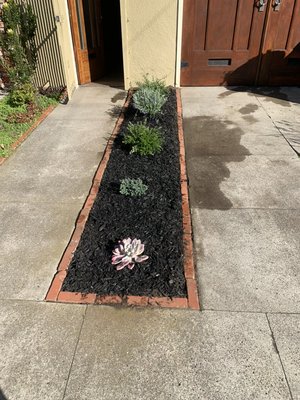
[0,0,37,88]
[120,178,148,197]
[123,122,163,156]
[8,83,35,107]
[6,101,41,123]
[136,75,169,96]
[133,87,167,117]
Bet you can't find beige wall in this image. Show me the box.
[52,0,77,97]
[120,0,178,89]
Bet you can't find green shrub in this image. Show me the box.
[120,178,148,197]
[123,122,163,156]
[136,75,169,96]
[8,83,35,107]
[133,87,167,117]
[0,0,37,88]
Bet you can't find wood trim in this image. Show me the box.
[175,0,184,87]
[67,0,91,84]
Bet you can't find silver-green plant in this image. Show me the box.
[120,178,148,197]
[136,75,169,96]
[133,87,167,117]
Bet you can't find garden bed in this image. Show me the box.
[0,95,57,163]
[46,88,199,309]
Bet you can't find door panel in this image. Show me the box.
[68,0,91,84]
[181,0,267,86]
[205,0,238,51]
[181,0,300,86]
[68,0,106,84]
[259,0,300,85]
[83,0,105,81]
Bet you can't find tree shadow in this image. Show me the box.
[219,45,300,105]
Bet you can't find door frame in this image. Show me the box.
[175,0,184,87]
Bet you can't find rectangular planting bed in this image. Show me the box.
[46,88,199,309]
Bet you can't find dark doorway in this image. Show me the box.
[100,0,123,78]
[68,0,123,85]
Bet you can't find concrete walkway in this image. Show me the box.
[0,85,299,400]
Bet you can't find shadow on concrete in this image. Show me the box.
[0,388,7,400]
[184,116,251,210]
[218,46,300,105]
[111,91,126,104]
[219,86,295,107]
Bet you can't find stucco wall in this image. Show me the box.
[121,0,178,89]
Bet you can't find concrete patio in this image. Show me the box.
[0,84,299,400]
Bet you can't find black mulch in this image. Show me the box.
[62,89,187,298]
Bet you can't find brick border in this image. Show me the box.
[45,89,200,310]
[176,89,200,310]
[0,105,56,166]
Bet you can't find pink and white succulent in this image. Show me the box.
[112,238,149,271]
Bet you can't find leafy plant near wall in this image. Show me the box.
[0,0,37,96]
[123,122,164,156]
[120,178,148,197]
[7,81,35,106]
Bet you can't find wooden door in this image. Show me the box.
[259,0,300,85]
[68,0,105,84]
[68,0,91,84]
[181,0,268,86]
[181,0,300,86]
[82,0,105,81]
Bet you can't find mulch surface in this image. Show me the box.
[62,89,187,298]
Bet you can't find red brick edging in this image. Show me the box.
[176,89,200,310]
[0,105,56,166]
[45,89,200,310]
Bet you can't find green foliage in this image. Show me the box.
[0,0,37,89]
[123,122,163,156]
[0,94,57,157]
[136,75,169,96]
[8,82,35,107]
[133,87,167,117]
[119,178,148,197]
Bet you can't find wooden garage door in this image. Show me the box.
[181,0,300,86]
[259,0,300,85]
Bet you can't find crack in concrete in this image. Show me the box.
[61,305,87,400]
[266,313,294,400]
[255,95,299,157]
